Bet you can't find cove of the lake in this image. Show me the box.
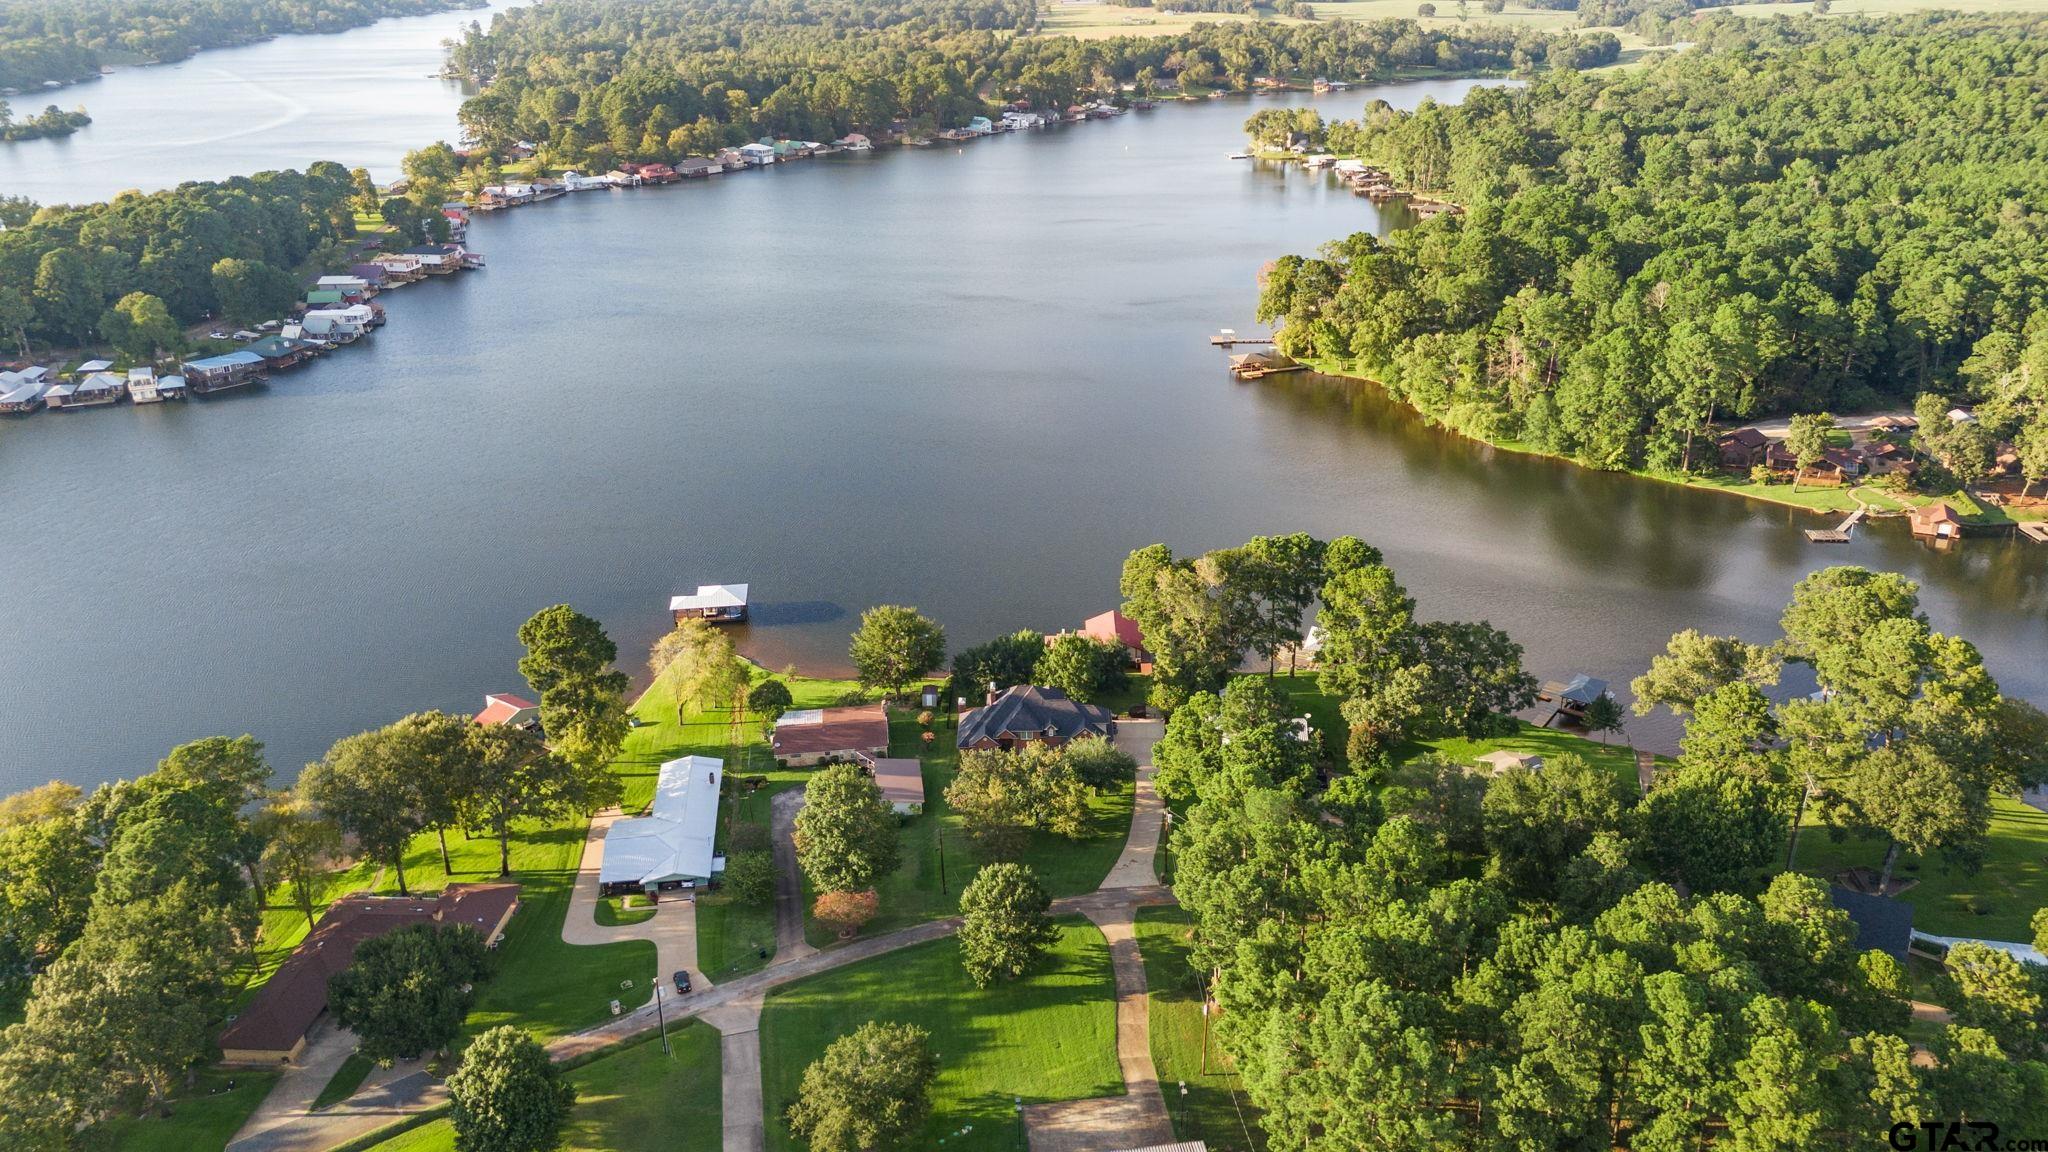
[1,36,2043,793]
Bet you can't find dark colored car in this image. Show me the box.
[673,970,693,994]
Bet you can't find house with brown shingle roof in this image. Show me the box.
[218,883,519,1064]
[769,702,890,766]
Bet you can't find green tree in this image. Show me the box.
[257,798,342,933]
[0,283,33,358]
[101,291,179,362]
[32,247,100,346]
[463,722,613,876]
[302,722,429,895]
[328,924,491,1064]
[948,629,1045,704]
[1481,753,1631,898]
[785,1022,937,1152]
[517,604,631,774]
[1063,735,1137,791]
[946,744,1090,853]
[447,1025,576,1152]
[1629,629,1780,717]
[849,605,946,700]
[1581,692,1624,743]
[722,850,777,904]
[1120,544,1244,712]
[1941,942,2043,1060]
[793,763,900,894]
[957,862,1060,987]
[1678,682,1780,778]
[1784,412,1836,489]
[210,256,299,325]
[1033,634,1128,705]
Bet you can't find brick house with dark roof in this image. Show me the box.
[957,685,1116,752]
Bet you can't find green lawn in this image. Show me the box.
[597,894,657,927]
[356,1023,722,1152]
[1791,796,2048,940]
[761,918,1122,1152]
[804,714,1136,947]
[366,816,654,1045]
[313,1053,375,1112]
[1394,719,1654,792]
[1134,907,1266,1152]
[89,1068,279,1152]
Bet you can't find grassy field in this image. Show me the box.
[1791,796,2048,940]
[312,1054,376,1112]
[1134,907,1266,1152]
[761,918,1122,1152]
[1395,719,1654,791]
[357,1023,723,1152]
[804,712,1136,947]
[85,1068,280,1152]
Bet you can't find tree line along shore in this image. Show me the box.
[3,531,2046,1147]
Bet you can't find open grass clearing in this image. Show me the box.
[355,1022,722,1152]
[1791,796,2048,941]
[87,1067,279,1152]
[1135,906,1265,1152]
[761,917,1122,1152]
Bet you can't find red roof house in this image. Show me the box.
[476,693,540,728]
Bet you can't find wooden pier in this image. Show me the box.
[1210,332,1275,347]
[1804,507,1864,544]
[2019,522,2048,544]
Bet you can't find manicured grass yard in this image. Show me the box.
[88,1068,279,1152]
[313,1053,375,1112]
[370,817,655,1045]
[357,1023,722,1152]
[804,714,1136,947]
[1135,907,1266,1152]
[1394,719,1655,793]
[1791,796,2048,940]
[761,918,1122,1152]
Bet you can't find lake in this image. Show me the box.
[1,46,2043,794]
[0,0,521,205]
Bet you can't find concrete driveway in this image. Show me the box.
[562,809,709,990]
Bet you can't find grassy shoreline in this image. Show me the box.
[1298,355,2024,524]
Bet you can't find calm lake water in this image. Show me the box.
[0,0,520,204]
[1,53,2044,793]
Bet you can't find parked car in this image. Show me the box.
[672,970,692,994]
[207,330,229,340]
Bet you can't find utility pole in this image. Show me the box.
[653,982,672,1056]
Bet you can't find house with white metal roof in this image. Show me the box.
[596,756,724,896]
[670,583,749,623]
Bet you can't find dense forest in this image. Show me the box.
[1159,558,2048,1143]
[1257,14,2048,474]
[0,165,367,354]
[0,0,483,91]
[444,0,1600,163]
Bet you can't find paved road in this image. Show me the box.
[1102,721,1165,890]
[769,787,817,964]
[701,993,767,1152]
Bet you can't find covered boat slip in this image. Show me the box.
[596,754,724,896]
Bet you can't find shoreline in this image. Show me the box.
[1294,355,2041,531]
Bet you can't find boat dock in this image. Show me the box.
[1804,507,1864,544]
[2019,522,2048,544]
[1209,329,1275,347]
